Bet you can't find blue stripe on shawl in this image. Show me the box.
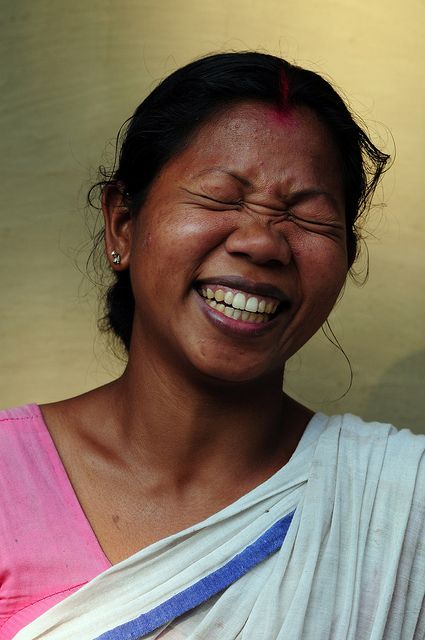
[95,510,295,640]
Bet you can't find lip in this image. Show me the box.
[193,280,291,337]
[195,275,290,303]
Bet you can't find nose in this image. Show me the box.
[224,219,292,267]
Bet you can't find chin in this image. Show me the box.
[189,354,282,387]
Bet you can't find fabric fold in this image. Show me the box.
[13,414,425,640]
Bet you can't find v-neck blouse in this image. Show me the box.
[0,403,324,639]
[0,404,111,639]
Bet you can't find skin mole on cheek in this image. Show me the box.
[141,233,153,249]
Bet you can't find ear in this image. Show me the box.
[102,184,133,269]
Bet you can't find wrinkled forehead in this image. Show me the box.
[170,101,344,199]
[184,100,339,161]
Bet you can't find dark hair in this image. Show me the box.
[89,51,390,352]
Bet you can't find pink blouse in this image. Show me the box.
[0,404,111,639]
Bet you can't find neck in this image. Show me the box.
[100,347,309,486]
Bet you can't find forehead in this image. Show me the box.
[169,101,343,195]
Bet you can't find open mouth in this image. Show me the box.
[197,284,285,324]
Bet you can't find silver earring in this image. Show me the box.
[111,250,121,265]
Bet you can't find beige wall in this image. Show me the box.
[1,0,424,432]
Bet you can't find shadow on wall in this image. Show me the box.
[362,349,425,435]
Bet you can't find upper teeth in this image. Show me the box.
[200,287,279,314]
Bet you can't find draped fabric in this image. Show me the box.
[13,414,425,640]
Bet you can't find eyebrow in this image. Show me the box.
[286,188,340,209]
[193,167,252,187]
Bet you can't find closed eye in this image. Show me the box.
[181,188,242,208]
[201,194,242,206]
[283,210,345,237]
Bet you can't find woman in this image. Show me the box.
[1,52,424,639]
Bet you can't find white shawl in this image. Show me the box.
[14,413,425,640]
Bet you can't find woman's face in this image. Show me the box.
[124,102,348,383]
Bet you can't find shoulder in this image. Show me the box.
[337,413,425,467]
[0,403,41,426]
[0,404,61,506]
[0,404,52,463]
[322,412,425,459]
[0,403,47,453]
[322,413,425,508]
[312,413,425,501]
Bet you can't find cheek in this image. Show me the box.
[132,216,215,287]
[294,238,348,297]
[312,264,347,310]
[154,214,231,264]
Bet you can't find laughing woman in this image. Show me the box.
[2,52,424,640]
